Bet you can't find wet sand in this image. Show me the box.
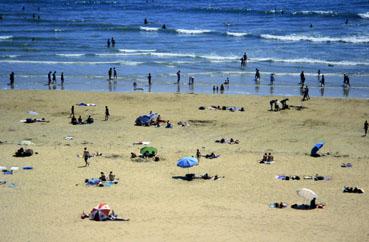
[0,90,368,242]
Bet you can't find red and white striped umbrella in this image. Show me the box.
[89,202,111,221]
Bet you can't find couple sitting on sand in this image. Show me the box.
[259,153,274,164]
[85,171,118,187]
[14,147,34,157]
[131,152,160,161]
[71,115,94,125]
[215,138,239,144]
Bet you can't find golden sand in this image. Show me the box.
[0,90,368,241]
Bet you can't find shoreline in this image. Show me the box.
[1,88,368,101]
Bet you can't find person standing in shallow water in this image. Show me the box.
[107,39,110,48]
[61,72,64,85]
[108,68,112,80]
[52,71,56,84]
[113,68,117,79]
[176,70,180,83]
[111,37,115,48]
[148,73,152,86]
[9,72,15,87]
[48,71,52,85]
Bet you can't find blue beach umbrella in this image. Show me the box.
[177,157,199,168]
[311,142,324,157]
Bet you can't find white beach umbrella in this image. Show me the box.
[296,188,318,201]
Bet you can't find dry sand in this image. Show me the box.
[0,90,368,242]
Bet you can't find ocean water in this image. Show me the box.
[1,0,369,98]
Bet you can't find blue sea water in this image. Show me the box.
[0,0,369,98]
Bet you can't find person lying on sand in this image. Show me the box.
[215,138,240,144]
[81,210,129,221]
[204,152,220,159]
[269,202,288,209]
[24,117,49,123]
[291,198,325,209]
[343,186,364,193]
[201,173,224,180]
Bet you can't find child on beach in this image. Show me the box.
[83,147,90,166]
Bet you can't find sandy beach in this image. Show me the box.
[0,90,368,242]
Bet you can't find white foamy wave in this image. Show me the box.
[0,60,140,65]
[176,28,212,34]
[293,10,335,15]
[119,61,143,66]
[226,31,248,37]
[260,34,369,44]
[0,35,13,40]
[358,12,369,19]
[151,52,197,58]
[200,54,239,62]
[53,28,64,32]
[3,55,18,58]
[56,53,85,57]
[118,49,156,53]
[251,57,369,66]
[139,26,160,32]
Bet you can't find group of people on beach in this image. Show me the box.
[48,71,64,86]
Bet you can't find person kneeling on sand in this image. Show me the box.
[108,171,115,181]
[267,153,274,162]
[71,115,78,125]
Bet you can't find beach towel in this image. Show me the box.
[77,103,96,106]
[10,167,19,171]
[3,170,13,175]
[0,166,7,171]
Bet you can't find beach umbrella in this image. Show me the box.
[177,156,199,168]
[297,188,318,201]
[90,202,111,221]
[140,146,157,156]
[311,142,324,156]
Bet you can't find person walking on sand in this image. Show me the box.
[105,106,110,121]
[148,73,152,86]
[70,105,75,118]
[196,149,201,161]
[83,147,91,167]
[302,85,310,101]
[364,120,368,136]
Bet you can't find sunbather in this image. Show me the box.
[86,115,94,124]
[99,172,106,182]
[343,186,364,193]
[204,152,220,159]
